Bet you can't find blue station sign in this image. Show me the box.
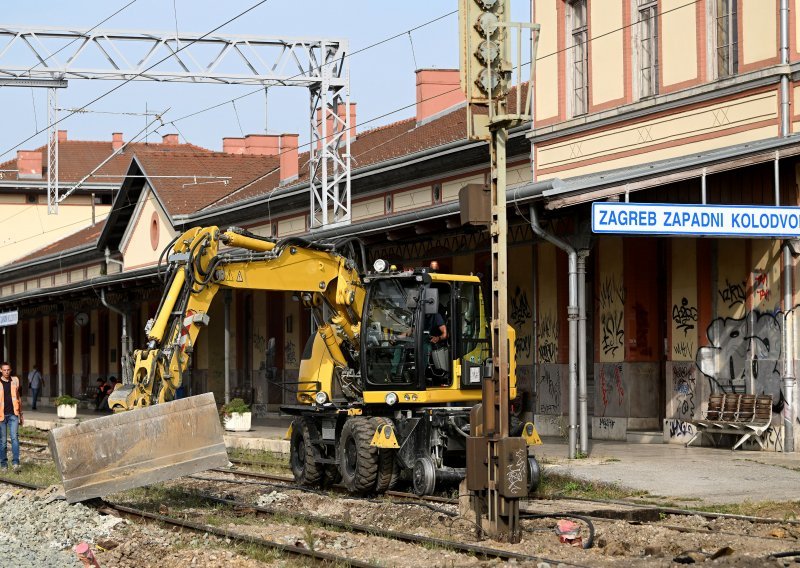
[592,202,800,237]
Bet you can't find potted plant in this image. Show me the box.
[221,398,251,432]
[54,395,80,419]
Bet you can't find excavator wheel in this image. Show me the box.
[412,456,436,496]
[339,416,379,494]
[290,417,324,486]
[370,417,396,494]
[527,455,541,494]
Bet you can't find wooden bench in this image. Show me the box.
[231,386,254,406]
[76,386,99,409]
[685,393,773,450]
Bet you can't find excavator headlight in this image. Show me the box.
[314,391,328,405]
[385,392,398,406]
[373,259,387,273]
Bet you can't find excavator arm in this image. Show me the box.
[109,225,364,411]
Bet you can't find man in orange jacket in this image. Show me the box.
[0,362,23,472]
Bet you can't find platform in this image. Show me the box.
[21,405,800,506]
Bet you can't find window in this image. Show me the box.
[637,0,658,98]
[569,0,589,116]
[716,0,738,78]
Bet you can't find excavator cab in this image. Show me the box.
[360,269,492,403]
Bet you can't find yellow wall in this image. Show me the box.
[716,239,748,319]
[536,242,559,364]
[589,0,624,106]
[660,0,698,87]
[751,239,781,314]
[670,239,698,361]
[508,245,534,370]
[534,0,559,121]
[537,91,778,178]
[122,189,176,270]
[598,237,625,363]
[742,0,777,65]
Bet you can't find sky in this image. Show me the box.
[0,1,531,160]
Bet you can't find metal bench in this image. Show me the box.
[76,386,100,409]
[685,393,773,450]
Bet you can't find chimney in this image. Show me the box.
[162,133,179,145]
[415,69,465,124]
[244,134,280,156]
[112,132,124,151]
[223,137,246,154]
[57,130,67,142]
[16,151,42,179]
[279,134,299,185]
[336,102,357,139]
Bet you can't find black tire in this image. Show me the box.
[339,417,379,494]
[412,456,436,496]
[370,417,396,494]
[290,418,323,486]
[527,455,541,494]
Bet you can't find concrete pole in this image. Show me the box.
[224,289,232,404]
[577,249,589,454]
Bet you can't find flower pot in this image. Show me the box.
[224,411,251,432]
[57,404,77,419]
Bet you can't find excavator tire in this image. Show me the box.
[339,416,379,494]
[290,417,324,486]
[370,417,396,494]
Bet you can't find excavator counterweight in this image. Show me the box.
[49,393,228,503]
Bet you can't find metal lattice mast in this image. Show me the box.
[0,27,350,226]
[47,87,59,215]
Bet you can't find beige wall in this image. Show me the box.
[534,0,559,122]
[0,201,110,266]
[716,239,748,319]
[751,239,781,314]
[742,0,777,65]
[537,91,778,178]
[670,239,698,362]
[90,309,99,375]
[122,189,176,270]
[660,0,698,88]
[284,294,301,371]
[536,241,559,365]
[598,237,625,363]
[508,245,534,371]
[589,0,624,106]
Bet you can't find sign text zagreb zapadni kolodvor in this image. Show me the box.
[592,202,800,237]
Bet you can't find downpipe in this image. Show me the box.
[99,289,131,386]
[577,250,589,454]
[783,242,795,452]
[530,205,579,459]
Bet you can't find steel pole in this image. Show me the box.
[783,243,795,452]
[577,249,589,454]
[57,312,64,396]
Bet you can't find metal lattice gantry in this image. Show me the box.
[0,26,351,225]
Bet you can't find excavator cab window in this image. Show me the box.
[455,281,491,388]
[363,278,420,387]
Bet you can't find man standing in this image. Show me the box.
[0,362,22,472]
[27,364,42,410]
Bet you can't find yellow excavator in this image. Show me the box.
[49,226,540,501]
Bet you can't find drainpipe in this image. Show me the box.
[57,311,64,397]
[99,289,130,386]
[783,243,795,452]
[780,0,790,138]
[577,249,590,454]
[779,0,795,453]
[530,243,539,420]
[530,205,579,458]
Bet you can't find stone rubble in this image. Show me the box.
[0,491,124,568]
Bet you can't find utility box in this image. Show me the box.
[496,437,529,498]
[459,183,490,226]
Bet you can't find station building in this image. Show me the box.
[0,1,798,451]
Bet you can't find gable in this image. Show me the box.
[120,185,177,270]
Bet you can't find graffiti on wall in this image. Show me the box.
[537,311,559,364]
[285,340,297,366]
[536,367,561,414]
[510,286,532,327]
[753,271,770,303]
[665,418,695,439]
[672,298,698,335]
[695,309,782,402]
[717,278,747,310]
[599,363,624,416]
[673,340,695,359]
[599,275,625,358]
[672,363,696,420]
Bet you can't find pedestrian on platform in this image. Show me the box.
[94,377,111,411]
[0,362,23,472]
[27,364,42,410]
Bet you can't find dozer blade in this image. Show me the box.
[49,392,229,503]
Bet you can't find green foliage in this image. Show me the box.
[220,398,250,416]
[54,395,79,407]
